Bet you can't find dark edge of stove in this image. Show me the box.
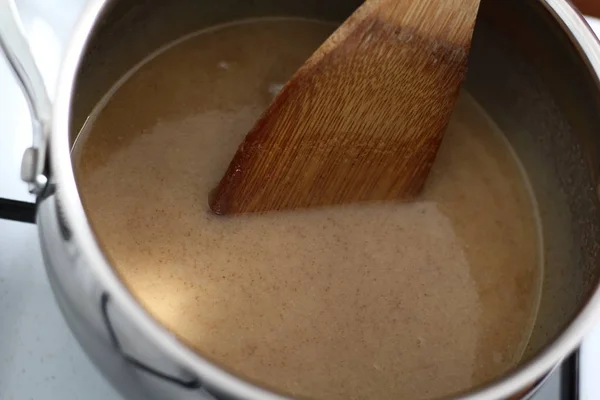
[0,197,36,224]
[561,350,579,400]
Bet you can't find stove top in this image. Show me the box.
[0,1,596,399]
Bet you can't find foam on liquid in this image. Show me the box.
[74,18,543,400]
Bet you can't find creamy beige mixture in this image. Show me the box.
[74,18,542,400]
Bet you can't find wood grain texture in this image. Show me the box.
[210,0,481,214]
[571,0,600,18]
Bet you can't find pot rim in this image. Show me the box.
[49,0,600,398]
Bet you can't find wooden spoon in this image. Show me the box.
[572,0,600,18]
[210,0,481,215]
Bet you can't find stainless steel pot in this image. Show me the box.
[1,0,600,399]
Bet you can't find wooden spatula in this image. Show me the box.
[210,0,481,215]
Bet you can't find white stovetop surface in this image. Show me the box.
[0,1,598,399]
[0,2,122,399]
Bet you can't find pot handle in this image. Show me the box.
[0,0,52,195]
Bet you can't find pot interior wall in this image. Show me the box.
[467,0,600,364]
[69,0,600,391]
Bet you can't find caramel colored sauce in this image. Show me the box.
[74,18,542,400]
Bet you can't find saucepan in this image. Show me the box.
[1,0,600,399]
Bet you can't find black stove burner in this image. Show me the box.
[0,197,36,224]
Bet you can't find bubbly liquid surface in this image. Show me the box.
[74,18,542,400]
